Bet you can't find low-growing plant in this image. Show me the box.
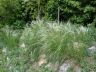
[0,21,96,72]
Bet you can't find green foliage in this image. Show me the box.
[0,0,96,27]
[0,21,96,72]
[0,0,22,23]
[0,0,27,28]
[21,0,38,21]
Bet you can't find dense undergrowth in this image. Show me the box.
[0,21,96,72]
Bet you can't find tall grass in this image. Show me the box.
[0,21,96,72]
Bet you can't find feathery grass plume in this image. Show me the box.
[0,21,96,72]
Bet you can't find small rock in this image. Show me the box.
[73,65,81,72]
[46,62,59,71]
[59,60,82,72]
[38,58,46,66]
[88,46,96,56]
[59,60,72,72]
[38,54,47,66]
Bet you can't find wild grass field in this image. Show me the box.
[0,21,96,72]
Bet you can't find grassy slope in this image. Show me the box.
[0,21,96,72]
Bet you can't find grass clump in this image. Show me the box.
[0,21,96,72]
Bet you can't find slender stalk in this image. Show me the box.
[58,6,60,24]
[58,0,60,24]
[37,0,40,20]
